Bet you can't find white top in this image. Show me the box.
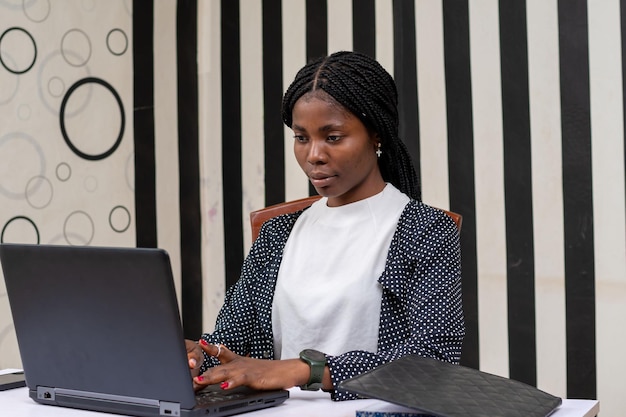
[272,184,410,359]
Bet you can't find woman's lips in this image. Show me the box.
[309,173,336,188]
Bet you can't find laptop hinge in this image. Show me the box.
[160,401,181,416]
[38,386,180,415]
[45,387,161,406]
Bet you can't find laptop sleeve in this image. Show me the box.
[338,354,562,417]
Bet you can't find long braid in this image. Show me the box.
[282,51,421,201]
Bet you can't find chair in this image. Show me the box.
[249,195,462,242]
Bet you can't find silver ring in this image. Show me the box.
[214,344,222,358]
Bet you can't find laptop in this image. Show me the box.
[0,243,289,417]
[339,354,562,417]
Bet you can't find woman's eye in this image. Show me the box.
[327,135,341,142]
[294,135,307,143]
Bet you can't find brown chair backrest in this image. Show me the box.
[249,195,462,242]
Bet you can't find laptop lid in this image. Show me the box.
[0,243,288,417]
[339,354,562,417]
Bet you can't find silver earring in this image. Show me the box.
[376,143,382,158]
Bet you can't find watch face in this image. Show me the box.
[301,349,326,362]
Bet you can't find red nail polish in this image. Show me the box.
[199,339,208,346]
[220,382,229,389]
[196,376,204,382]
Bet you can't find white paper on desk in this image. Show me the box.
[0,369,23,376]
[355,402,429,417]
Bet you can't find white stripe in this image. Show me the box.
[527,0,567,398]
[375,0,394,75]
[240,0,265,252]
[468,0,509,378]
[327,0,353,53]
[154,0,182,307]
[415,0,449,210]
[588,1,626,415]
[282,0,309,201]
[198,0,225,331]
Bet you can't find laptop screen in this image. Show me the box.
[1,244,201,409]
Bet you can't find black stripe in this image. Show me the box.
[392,0,420,174]
[352,0,376,58]
[306,0,327,60]
[177,0,203,339]
[221,0,244,289]
[263,0,286,206]
[442,0,479,370]
[621,0,626,239]
[557,0,597,400]
[499,0,537,386]
[132,1,157,248]
[306,0,327,196]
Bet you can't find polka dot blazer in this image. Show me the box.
[199,199,464,401]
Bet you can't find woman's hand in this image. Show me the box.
[185,339,204,377]
[192,339,311,391]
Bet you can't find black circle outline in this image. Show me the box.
[59,77,125,161]
[47,76,65,98]
[60,28,92,67]
[56,162,71,182]
[1,215,40,244]
[22,0,51,23]
[25,175,53,209]
[0,27,37,74]
[106,28,128,56]
[63,210,94,246]
[109,205,131,233]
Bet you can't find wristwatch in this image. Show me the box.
[299,349,327,391]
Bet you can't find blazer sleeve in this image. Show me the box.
[198,213,298,373]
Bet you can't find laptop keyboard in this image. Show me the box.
[196,390,247,405]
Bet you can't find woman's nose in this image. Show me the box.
[306,140,328,164]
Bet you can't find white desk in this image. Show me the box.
[0,370,599,417]
[0,386,600,417]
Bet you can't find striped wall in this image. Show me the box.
[151,1,626,414]
[0,0,624,415]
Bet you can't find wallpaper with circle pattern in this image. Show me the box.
[0,0,133,368]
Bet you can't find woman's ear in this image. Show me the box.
[374,135,382,158]
[371,131,381,147]
[373,132,382,150]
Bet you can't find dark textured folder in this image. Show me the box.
[339,354,562,417]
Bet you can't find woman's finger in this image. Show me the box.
[197,339,220,357]
[193,365,230,388]
[198,339,236,363]
[185,340,202,374]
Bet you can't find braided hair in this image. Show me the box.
[281,51,421,201]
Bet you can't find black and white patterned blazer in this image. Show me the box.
[200,199,465,401]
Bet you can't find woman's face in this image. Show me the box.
[291,91,385,207]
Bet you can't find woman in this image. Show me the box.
[187,51,464,401]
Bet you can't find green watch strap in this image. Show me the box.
[299,349,327,391]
